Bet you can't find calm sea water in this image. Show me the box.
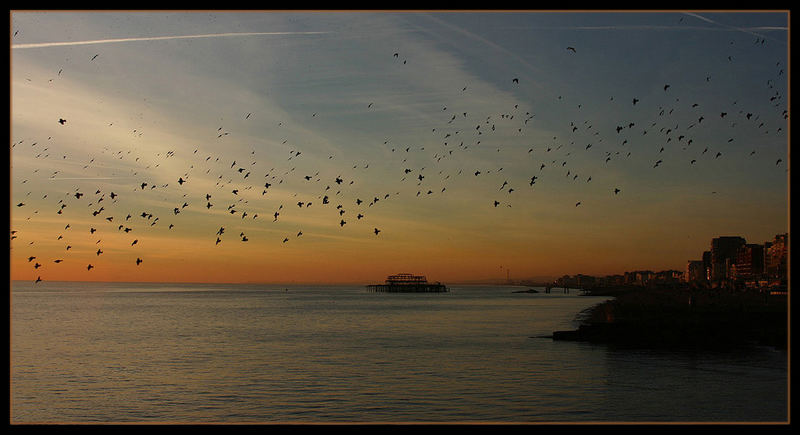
[10,281,788,423]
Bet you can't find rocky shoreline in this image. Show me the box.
[551,286,788,350]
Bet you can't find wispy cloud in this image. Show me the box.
[683,12,717,24]
[11,31,333,49]
[416,13,544,85]
[683,12,787,42]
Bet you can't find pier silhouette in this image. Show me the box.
[367,273,448,293]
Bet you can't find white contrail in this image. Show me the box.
[682,12,787,41]
[683,12,717,24]
[48,177,129,180]
[11,31,332,49]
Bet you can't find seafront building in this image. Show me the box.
[766,234,788,282]
[686,260,706,283]
[710,236,746,283]
[732,244,765,281]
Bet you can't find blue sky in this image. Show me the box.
[10,11,789,283]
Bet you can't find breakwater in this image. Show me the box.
[552,286,788,350]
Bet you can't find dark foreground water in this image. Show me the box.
[10,281,788,423]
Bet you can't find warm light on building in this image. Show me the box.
[710,236,746,283]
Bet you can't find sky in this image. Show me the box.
[10,10,790,284]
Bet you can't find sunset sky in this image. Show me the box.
[10,11,789,284]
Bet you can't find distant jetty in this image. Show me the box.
[367,273,448,293]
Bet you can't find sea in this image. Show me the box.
[10,281,789,424]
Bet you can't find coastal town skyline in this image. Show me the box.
[11,11,789,284]
[544,231,788,290]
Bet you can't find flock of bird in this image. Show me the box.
[11,22,788,284]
